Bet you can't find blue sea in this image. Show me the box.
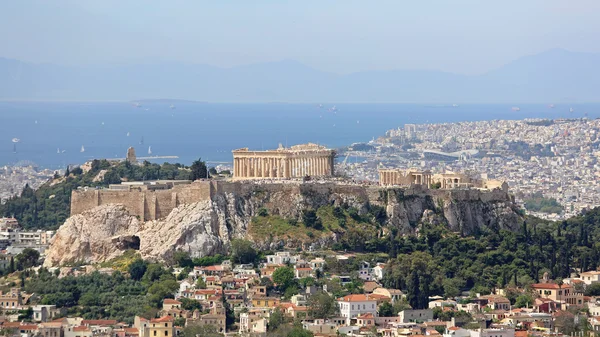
[1,101,599,169]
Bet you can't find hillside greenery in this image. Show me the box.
[0,159,207,230]
[22,257,199,324]
[382,208,600,308]
[248,204,386,250]
[524,193,564,214]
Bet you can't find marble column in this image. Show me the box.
[278,158,283,178]
[317,157,321,176]
[267,158,272,178]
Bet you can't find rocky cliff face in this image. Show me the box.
[44,182,522,267]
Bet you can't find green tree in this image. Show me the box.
[514,294,534,308]
[190,159,208,180]
[196,278,207,289]
[8,256,15,273]
[103,170,121,184]
[268,308,285,331]
[173,317,186,327]
[273,266,295,291]
[173,251,193,268]
[16,248,40,270]
[17,307,33,321]
[307,291,339,319]
[128,259,147,281]
[302,210,322,229]
[231,239,257,264]
[287,324,314,337]
[585,283,600,296]
[180,298,202,311]
[378,302,394,317]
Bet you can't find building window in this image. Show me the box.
[165,332,168,336]
[154,332,157,336]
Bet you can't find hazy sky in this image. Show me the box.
[1,0,599,75]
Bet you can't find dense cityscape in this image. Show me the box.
[341,118,600,220]
[3,1,600,336]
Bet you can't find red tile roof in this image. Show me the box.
[163,299,181,304]
[18,325,38,330]
[82,320,118,326]
[338,294,377,302]
[73,326,91,332]
[531,283,572,289]
[150,316,174,323]
[124,328,139,334]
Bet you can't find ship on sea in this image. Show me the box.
[511,107,520,111]
[80,145,85,153]
[148,146,152,155]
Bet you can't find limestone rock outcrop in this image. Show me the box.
[44,182,523,267]
[44,204,141,266]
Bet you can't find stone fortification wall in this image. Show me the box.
[71,180,512,222]
[71,181,213,221]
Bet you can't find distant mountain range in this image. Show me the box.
[1,49,599,103]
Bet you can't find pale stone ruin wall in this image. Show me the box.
[71,180,512,222]
[71,181,213,221]
[379,168,508,193]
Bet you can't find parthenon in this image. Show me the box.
[232,143,335,179]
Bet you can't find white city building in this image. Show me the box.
[337,294,378,325]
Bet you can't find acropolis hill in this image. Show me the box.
[47,144,522,266]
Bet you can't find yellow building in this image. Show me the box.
[532,283,583,308]
[148,316,175,337]
[251,296,281,308]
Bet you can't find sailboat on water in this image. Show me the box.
[80,145,85,153]
[148,146,152,155]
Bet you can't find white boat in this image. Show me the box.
[548,104,555,108]
[570,107,575,113]
[511,107,520,111]
[452,104,459,107]
[148,146,152,155]
[126,132,130,137]
[57,148,60,154]
[170,104,175,109]
[80,145,85,153]
[11,138,20,143]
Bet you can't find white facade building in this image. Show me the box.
[337,294,378,325]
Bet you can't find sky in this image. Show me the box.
[1,0,600,75]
